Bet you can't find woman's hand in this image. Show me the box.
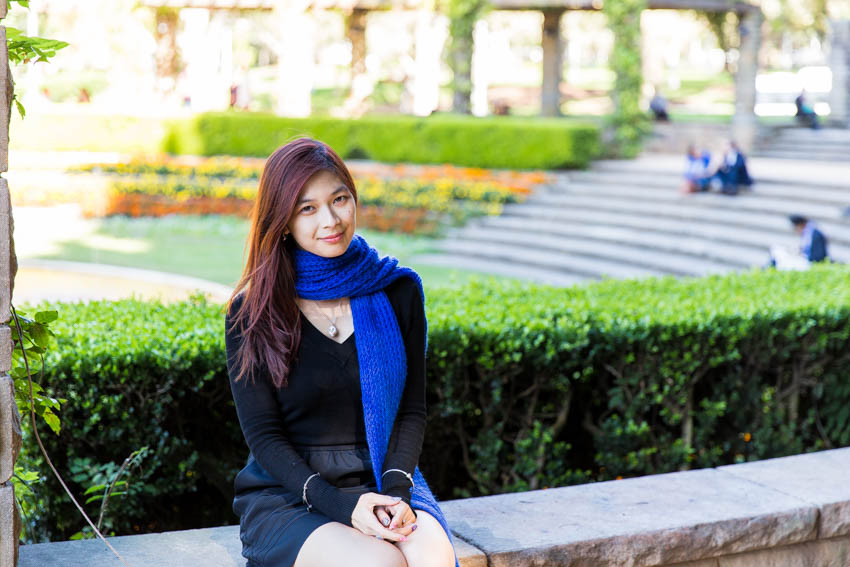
[382,499,417,531]
[351,493,415,542]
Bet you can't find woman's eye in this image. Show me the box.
[300,205,314,213]
[334,195,348,204]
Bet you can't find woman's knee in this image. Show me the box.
[398,511,455,567]
[295,522,408,567]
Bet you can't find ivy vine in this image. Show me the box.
[4,0,69,117]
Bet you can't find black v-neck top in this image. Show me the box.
[225,277,426,527]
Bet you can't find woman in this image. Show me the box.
[224,138,458,567]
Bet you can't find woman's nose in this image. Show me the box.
[320,205,339,227]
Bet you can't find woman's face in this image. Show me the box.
[286,170,356,258]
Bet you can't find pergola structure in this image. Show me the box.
[144,0,850,145]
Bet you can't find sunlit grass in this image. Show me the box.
[33,214,515,288]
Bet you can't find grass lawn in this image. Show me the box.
[34,214,514,289]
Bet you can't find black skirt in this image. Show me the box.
[233,443,376,567]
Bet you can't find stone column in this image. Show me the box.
[1,5,21,566]
[346,8,368,87]
[541,8,565,117]
[471,19,489,116]
[828,19,850,127]
[275,0,314,117]
[732,9,762,153]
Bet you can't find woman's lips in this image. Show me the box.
[321,233,343,243]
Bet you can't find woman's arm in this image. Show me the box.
[225,300,361,524]
[380,279,427,506]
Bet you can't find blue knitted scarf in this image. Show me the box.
[294,234,458,566]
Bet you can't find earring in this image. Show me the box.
[283,233,288,241]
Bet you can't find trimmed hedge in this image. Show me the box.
[22,265,850,540]
[162,113,601,170]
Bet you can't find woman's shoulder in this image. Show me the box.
[225,292,246,333]
[384,275,422,304]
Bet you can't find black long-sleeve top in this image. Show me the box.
[225,277,426,527]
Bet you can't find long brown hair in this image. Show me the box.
[227,138,358,387]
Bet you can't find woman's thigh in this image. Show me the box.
[396,510,455,567]
[293,521,407,567]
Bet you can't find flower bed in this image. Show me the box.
[72,156,543,235]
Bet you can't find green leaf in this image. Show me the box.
[35,311,58,324]
[42,409,61,435]
[28,323,50,349]
[83,484,107,496]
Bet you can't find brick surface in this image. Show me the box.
[0,27,8,174]
[0,483,20,567]
[0,327,8,373]
[0,375,21,484]
[0,179,9,317]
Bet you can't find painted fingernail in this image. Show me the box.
[382,518,389,526]
[411,524,418,532]
[401,536,407,542]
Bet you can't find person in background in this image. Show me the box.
[794,89,819,130]
[682,145,712,193]
[649,88,670,122]
[768,215,829,270]
[715,140,753,196]
[790,214,828,263]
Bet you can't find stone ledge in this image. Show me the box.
[17,525,487,567]
[17,448,850,567]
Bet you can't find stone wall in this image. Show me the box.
[16,448,850,567]
[0,2,21,566]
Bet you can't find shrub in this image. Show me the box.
[23,264,850,539]
[161,113,601,170]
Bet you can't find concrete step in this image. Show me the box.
[537,182,846,219]
[761,140,850,152]
[565,172,850,205]
[436,239,668,280]
[411,253,588,286]
[472,216,769,267]
[589,157,850,189]
[524,191,845,227]
[754,149,850,162]
[450,226,742,276]
[477,211,850,265]
[500,202,850,248]
[771,128,850,143]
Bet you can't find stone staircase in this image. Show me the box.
[755,127,850,161]
[413,156,850,285]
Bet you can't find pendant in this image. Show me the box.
[327,324,338,338]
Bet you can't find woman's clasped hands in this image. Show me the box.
[351,493,418,542]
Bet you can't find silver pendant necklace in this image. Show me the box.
[313,298,344,338]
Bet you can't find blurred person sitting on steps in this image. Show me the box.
[794,89,820,130]
[681,145,712,193]
[649,88,669,122]
[768,215,829,270]
[715,141,753,196]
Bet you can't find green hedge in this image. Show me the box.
[162,113,601,170]
[21,265,850,540]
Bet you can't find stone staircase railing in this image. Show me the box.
[14,448,850,567]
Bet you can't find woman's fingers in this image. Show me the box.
[374,505,392,528]
[351,494,409,542]
[386,501,416,530]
